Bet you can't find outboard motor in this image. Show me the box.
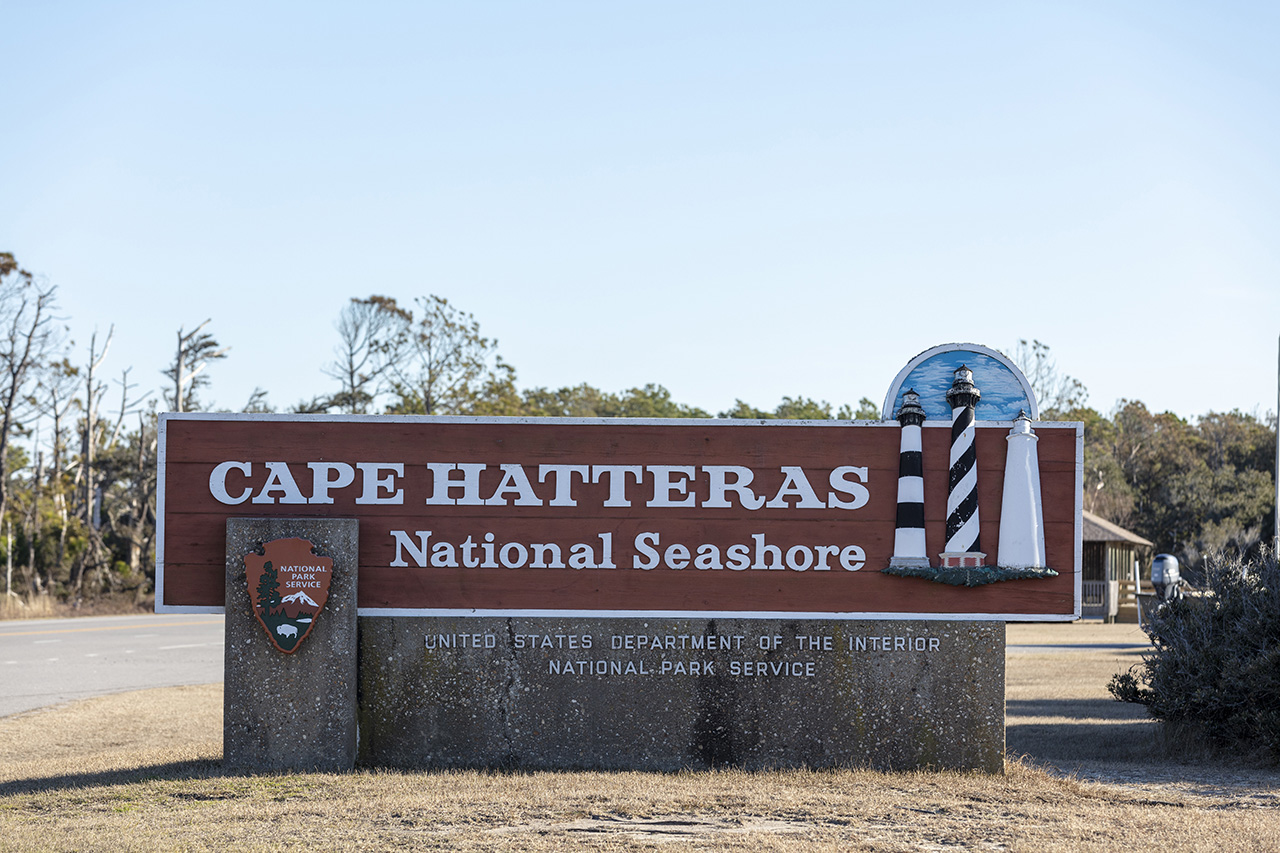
[1151,553,1183,602]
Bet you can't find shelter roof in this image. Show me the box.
[1082,510,1154,547]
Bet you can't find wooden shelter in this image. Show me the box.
[1081,510,1154,621]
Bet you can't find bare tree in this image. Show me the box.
[70,329,113,592]
[0,254,61,540]
[323,296,402,413]
[164,320,228,412]
[101,410,158,596]
[242,387,273,413]
[35,359,79,583]
[379,295,497,415]
[1011,339,1088,418]
[108,367,151,447]
[24,448,43,595]
[81,329,111,514]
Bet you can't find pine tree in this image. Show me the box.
[256,560,282,617]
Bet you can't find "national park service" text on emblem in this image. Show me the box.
[244,538,333,653]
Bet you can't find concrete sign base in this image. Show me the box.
[224,517,359,772]
[358,617,1005,773]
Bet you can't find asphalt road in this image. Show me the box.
[0,613,225,717]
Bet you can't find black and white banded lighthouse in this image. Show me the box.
[889,389,930,568]
[942,365,985,569]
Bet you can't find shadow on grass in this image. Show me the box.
[0,759,236,797]
[1007,697,1152,720]
[1009,720,1161,763]
[1007,697,1160,764]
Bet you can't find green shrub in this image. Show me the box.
[1109,547,1280,759]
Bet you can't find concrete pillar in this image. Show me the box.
[224,517,359,772]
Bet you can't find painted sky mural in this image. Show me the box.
[883,346,1037,422]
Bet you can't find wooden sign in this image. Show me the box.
[157,414,1081,620]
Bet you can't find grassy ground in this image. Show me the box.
[1,592,152,620]
[0,595,58,620]
[1,622,1276,851]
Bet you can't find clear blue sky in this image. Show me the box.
[3,2,1277,420]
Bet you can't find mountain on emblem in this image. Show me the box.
[243,538,334,653]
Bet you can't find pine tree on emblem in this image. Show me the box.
[256,560,283,617]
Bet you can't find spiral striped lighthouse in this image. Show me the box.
[889,389,930,568]
[941,365,986,569]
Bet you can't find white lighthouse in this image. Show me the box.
[996,411,1046,568]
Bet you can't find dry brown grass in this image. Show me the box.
[1007,622,1159,768]
[0,592,152,620]
[0,594,56,620]
[1,623,1277,851]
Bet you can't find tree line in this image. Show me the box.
[0,253,1274,606]
[1019,339,1275,573]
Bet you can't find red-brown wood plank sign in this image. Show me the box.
[156,414,1082,620]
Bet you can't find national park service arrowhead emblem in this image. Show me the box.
[244,538,333,653]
